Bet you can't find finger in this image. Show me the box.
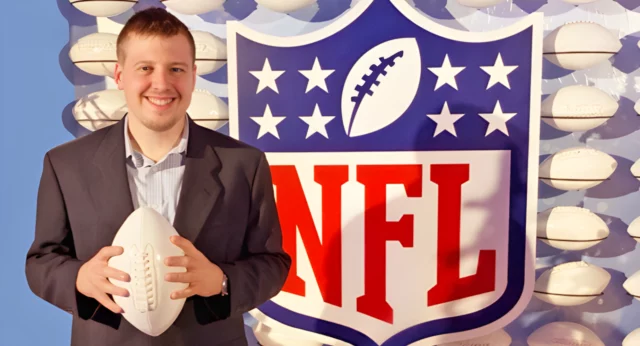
[170,236,199,257]
[102,266,131,282]
[95,292,123,314]
[100,280,130,298]
[171,287,194,300]
[96,246,124,261]
[164,255,190,268]
[165,271,193,284]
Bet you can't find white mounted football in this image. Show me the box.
[527,322,604,346]
[635,99,640,117]
[69,32,118,77]
[161,0,225,15]
[541,85,618,132]
[69,0,137,17]
[631,159,640,181]
[623,328,640,346]
[627,216,640,242]
[439,328,511,345]
[543,22,621,70]
[537,206,609,251]
[255,0,316,13]
[108,207,188,336]
[534,261,610,306]
[72,89,127,131]
[455,0,507,8]
[623,270,640,302]
[341,37,421,137]
[562,0,599,3]
[191,31,227,76]
[539,146,617,191]
[188,89,228,130]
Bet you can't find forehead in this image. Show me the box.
[121,33,192,64]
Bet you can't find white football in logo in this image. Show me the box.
[623,328,640,346]
[341,38,421,137]
[627,216,640,242]
[161,0,225,15]
[543,22,621,70]
[69,0,137,17]
[72,89,127,131]
[255,0,316,13]
[191,30,227,76]
[527,322,604,346]
[541,85,618,132]
[537,206,609,251]
[623,270,640,301]
[539,146,617,191]
[108,207,188,336]
[534,261,610,306]
[69,32,118,77]
[438,328,511,345]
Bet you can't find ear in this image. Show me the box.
[114,62,124,90]
[192,63,197,88]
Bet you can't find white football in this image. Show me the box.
[255,0,316,13]
[341,37,421,137]
[631,159,640,181]
[162,0,225,15]
[623,270,640,302]
[527,322,604,346]
[69,0,137,17]
[562,0,599,3]
[537,206,609,251]
[108,207,188,336]
[623,328,640,346]
[543,22,621,70]
[72,89,127,131]
[69,32,118,77]
[534,261,610,306]
[627,216,640,243]
[541,85,618,132]
[191,31,227,76]
[455,0,507,8]
[539,146,617,191]
[438,328,511,346]
[188,89,228,130]
[635,99,640,117]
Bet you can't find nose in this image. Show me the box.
[151,69,171,91]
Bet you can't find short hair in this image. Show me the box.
[116,7,195,63]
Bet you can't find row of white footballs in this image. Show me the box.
[68,0,620,18]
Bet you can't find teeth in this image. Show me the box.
[147,97,173,106]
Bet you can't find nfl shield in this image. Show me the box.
[227,0,543,344]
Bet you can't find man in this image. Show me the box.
[25,7,291,346]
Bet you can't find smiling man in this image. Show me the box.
[25,8,291,346]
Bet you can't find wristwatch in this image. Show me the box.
[221,273,228,296]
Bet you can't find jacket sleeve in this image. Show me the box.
[25,152,110,325]
[199,152,292,323]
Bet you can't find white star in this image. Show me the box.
[249,58,285,94]
[426,102,465,137]
[480,53,518,90]
[478,101,517,136]
[299,57,335,93]
[250,105,286,139]
[299,104,335,139]
[427,54,465,91]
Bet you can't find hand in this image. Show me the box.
[164,235,224,300]
[76,246,131,314]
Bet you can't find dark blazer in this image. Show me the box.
[25,117,291,346]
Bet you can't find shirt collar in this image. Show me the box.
[124,114,189,166]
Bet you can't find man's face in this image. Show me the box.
[114,33,196,133]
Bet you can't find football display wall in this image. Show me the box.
[50,0,640,345]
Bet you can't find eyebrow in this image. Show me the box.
[135,61,190,67]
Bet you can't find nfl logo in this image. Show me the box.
[227,0,543,344]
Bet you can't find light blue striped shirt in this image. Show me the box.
[124,116,189,225]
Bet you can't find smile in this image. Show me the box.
[146,97,175,106]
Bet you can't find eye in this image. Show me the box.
[171,67,184,72]
[140,66,151,71]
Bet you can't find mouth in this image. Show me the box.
[145,96,175,110]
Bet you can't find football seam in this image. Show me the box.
[348,50,405,134]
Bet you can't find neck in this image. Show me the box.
[127,114,186,162]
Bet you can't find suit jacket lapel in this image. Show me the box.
[89,118,135,246]
[173,118,223,244]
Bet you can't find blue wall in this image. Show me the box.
[5,0,640,345]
